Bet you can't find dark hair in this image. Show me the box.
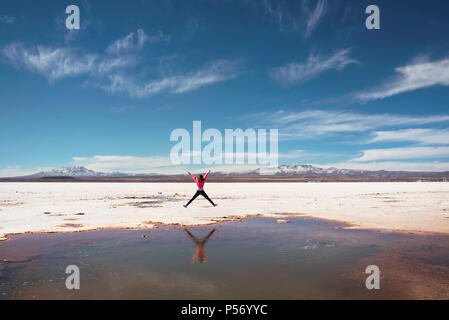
[197,174,204,181]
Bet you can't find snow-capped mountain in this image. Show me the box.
[250,164,366,176]
[4,165,449,180]
[25,166,126,178]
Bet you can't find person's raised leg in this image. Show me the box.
[200,190,217,207]
[184,190,201,207]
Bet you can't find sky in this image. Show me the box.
[1,0,449,176]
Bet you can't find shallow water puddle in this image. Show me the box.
[0,216,448,299]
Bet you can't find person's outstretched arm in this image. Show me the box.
[188,171,196,182]
[203,228,216,242]
[204,170,211,180]
[184,228,199,242]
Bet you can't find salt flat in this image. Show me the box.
[0,182,448,240]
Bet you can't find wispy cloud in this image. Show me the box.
[3,43,99,81]
[370,128,449,145]
[244,109,449,139]
[259,0,326,36]
[261,0,284,29]
[106,29,168,54]
[356,56,449,102]
[305,0,326,37]
[353,146,449,162]
[102,60,239,97]
[0,15,15,24]
[269,49,358,85]
[245,109,449,167]
[2,29,236,97]
[322,161,449,172]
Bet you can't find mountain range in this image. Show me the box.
[2,165,448,181]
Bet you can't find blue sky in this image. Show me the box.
[1,0,449,176]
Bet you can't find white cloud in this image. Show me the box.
[3,43,98,81]
[357,56,449,101]
[106,29,151,54]
[72,155,276,174]
[0,15,15,24]
[353,146,449,162]
[70,150,302,174]
[270,49,358,85]
[305,0,326,37]
[245,109,449,139]
[2,29,236,97]
[370,128,449,145]
[322,161,449,172]
[259,0,326,36]
[0,166,51,178]
[106,29,169,55]
[102,60,239,97]
[2,42,137,81]
[72,155,173,172]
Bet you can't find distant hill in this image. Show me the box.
[1,165,448,182]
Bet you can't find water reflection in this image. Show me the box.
[184,228,216,264]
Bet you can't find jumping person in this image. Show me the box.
[184,170,217,207]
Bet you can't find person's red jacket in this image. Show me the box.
[189,172,209,190]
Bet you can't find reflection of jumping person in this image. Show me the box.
[184,228,216,263]
[183,170,217,207]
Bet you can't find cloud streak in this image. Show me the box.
[270,49,358,85]
[357,56,449,101]
[2,29,236,97]
[370,128,449,145]
[353,146,449,162]
[322,161,449,172]
[102,60,239,97]
[305,0,326,37]
[3,43,99,81]
[260,0,327,36]
[245,109,449,139]
[106,29,169,55]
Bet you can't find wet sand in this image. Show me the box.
[1,216,448,299]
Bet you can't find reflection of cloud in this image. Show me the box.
[270,49,357,85]
[108,271,218,298]
[356,56,449,101]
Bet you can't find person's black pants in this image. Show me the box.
[185,190,216,207]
